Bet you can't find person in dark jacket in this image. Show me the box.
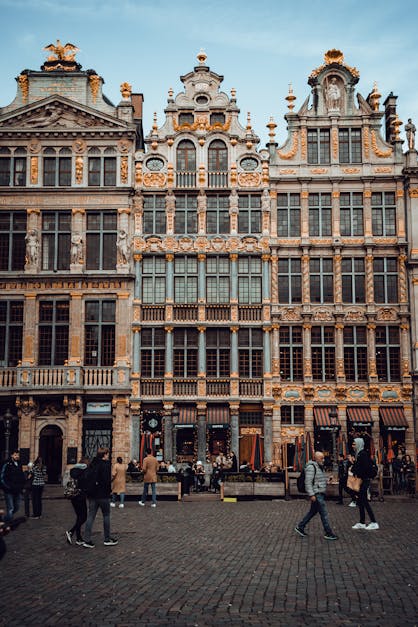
[1,450,26,521]
[66,458,88,546]
[31,456,47,519]
[82,448,118,548]
[351,437,379,531]
[336,454,354,504]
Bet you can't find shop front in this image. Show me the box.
[207,405,230,461]
[281,425,305,469]
[313,406,340,469]
[82,401,113,460]
[140,408,163,463]
[346,406,373,451]
[174,405,197,463]
[379,406,408,455]
[239,405,264,469]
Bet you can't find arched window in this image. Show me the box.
[177,140,196,172]
[208,140,228,188]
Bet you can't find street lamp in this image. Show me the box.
[2,408,15,461]
[328,407,339,472]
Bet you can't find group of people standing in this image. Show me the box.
[0,450,47,521]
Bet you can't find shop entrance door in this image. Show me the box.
[39,425,63,483]
[239,435,253,467]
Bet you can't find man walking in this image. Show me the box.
[294,451,338,541]
[1,450,26,522]
[138,448,159,507]
[83,448,118,548]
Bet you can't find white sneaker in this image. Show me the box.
[138,501,145,506]
[151,503,157,508]
[352,522,367,530]
[110,502,116,508]
[118,504,124,508]
[348,501,357,507]
[366,522,379,530]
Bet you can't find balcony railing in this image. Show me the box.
[176,171,196,188]
[141,305,165,322]
[239,305,262,322]
[173,305,198,321]
[0,369,17,387]
[0,366,129,391]
[173,378,198,396]
[140,378,164,397]
[206,305,230,321]
[208,171,229,188]
[83,368,114,387]
[239,379,263,397]
[207,378,230,396]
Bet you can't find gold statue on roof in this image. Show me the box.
[44,40,79,62]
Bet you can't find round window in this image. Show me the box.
[240,157,258,171]
[146,158,164,171]
[195,95,209,105]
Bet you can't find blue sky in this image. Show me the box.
[1,0,418,146]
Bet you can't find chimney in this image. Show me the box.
[132,93,144,120]
[383,92,397,143]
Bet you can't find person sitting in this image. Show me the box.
[239,460,251,473]
[127,459,140,481]
[159,461,168,473]
[194,461,206,492]
[167,460,176,473]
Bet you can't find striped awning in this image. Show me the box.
[313,406,340,428]
[207,406,230,425]
[176,406,197,425]
[347,406,372,425]
[379,406,408,428]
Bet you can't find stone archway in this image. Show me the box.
[39,424,63,483]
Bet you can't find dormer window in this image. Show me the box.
[210,113,225,126]
[178,113,194,126]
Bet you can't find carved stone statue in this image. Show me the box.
[70,233,83,264]
[44,40,79,62]
[117,229,129,264]
[405,118,416,150]
[25,229,39,265]
[262,188,270,211]
[326,77,341,111]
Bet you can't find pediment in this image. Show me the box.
[0,96,131,131]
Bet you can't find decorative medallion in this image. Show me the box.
[237,172,261,187]
[28,139,41,154]
[118,139,131,154]
[143,172,166,187]
[72,139,86,154]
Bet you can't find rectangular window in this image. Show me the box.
[0,212,26,271]
[309,193,332,236]
[343,326,368,381]
[376,326,400,381]
[142,256,166,304]
[238,195,261,234]
[143,196,166,235]
[279,326,303,381]
[206,256,230,303]
[307,129,330,164]
[88,156,116,186]
[372,192,396,236]
[281,405,304,425]
[373,258,398,303]
[43,156,72,186]
[0,155,26,187]
[339,128,362,163]
[206,328,230,377]
[310,258,334,303]
[174,328,198,377]
[277,193,301,237]
[0,301,23,366]
[238,328,263,378]
[41,212,71,271]
[175,195,197,234]
[140,327,165,377]
[238,256,262,304]
[341,258,365,303]
[86,212,117,270]
[38,300,69,366]
[278,258,302,304]
[84,300,115,366]
[206,195,229,234]
[174,255,198,303]
[311,326,335,381]
[340,192,364,236]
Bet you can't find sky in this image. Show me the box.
[1,0,418,147]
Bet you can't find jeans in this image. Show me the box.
[298,493,334,535]
[70,495,88,540]
[357,479,376,524]
[4,492,21,522]
[141,482,157,504]
[32,486,44,517]
[84,498,111,542]
[111,493,125,505]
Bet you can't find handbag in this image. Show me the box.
[347,472,362,492]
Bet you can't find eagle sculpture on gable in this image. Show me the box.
[44,40,79,62]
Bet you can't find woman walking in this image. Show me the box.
[66,457,88,545]
[351,437,379,531]
[111,456,127,508]
[31,457,47,519]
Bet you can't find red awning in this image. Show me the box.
[176,406,197,424]
[379,406,408,428]
[347,406,372,424]
[207,406,230,424]
[313,406,340,428]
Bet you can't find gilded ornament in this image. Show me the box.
[120,82,132,99]
[300,191,309,199]
[238,172,261,187]
[309,49,359,79]
[230,163,237,185]
[374,167,392,173]
[342,167,360,174]
[30,156,38,184]
[332,191,340,198]
[363,127,370,159]
[167,163,174,186]
[396,189,404,197]
[408,188,418,198]
[369,82,381,111]
[267,117,277,141]
[89,75,101,103]
[135,162,143,185]
[310,168,328,174]
[370,130,393,158]
[18,74,29,102]
[279,169,296,174]
[285,84,296,111]
[120,156,129,184]
[332,128,338,159]
[75,155,83,184]
[278,131,299,160]
[392,114,402,141]
[363,190,372,198]
[118,139,131,154]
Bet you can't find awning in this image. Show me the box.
[207,406,230,425]
[379,406,408,429]
[176,406,197,425]
[347,406,372,425]
[313,406,340,429]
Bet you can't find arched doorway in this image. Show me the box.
[39,425,63,483]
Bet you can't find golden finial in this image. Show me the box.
[197,48,207,65]
[152,112,158,132]
[246,112,252,131]
[369,82,381,112]
[285,83,296,111]
[392,114,403,141]
[168,86,174,98]
[267,117,277,141]
[120,82,132,99]
[231,87,236,99]
[324,49,344,65]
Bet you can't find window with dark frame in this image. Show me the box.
[343,326,368,381]
[140,327,165,378]
[0,211,26,271]
[238,256,262,304]
[309,193,332,236]
[206,328,230,377]
[341,258,365,303]
[277,193,301,237]
[175,194,197,234]
[84,300,116,367]
[339,128,362,163]
[281,405,305,425]
[307,129,330,164]
[238,194,261,234]
[206,256,230,303]
[43,148,72,186]
[340,192,364,236]
[279,326,303,381]
[38,300,69,366]
[309,258,334,303]
[41,211,71,271]
[143,195,166,235]
[88,148,116,186]
[0,148,27,187]
[0,300,23,366]
[376,326,400,381]
[373,257,398,303]
[206,195,230,234]
[142,256,166,304]
[278,258,302,304]
[238,328,263,378]
[311,326,335,381]
[86,211,117,270]
[174,255,198,303]
[173,328,198,377]
[371,192,396,236]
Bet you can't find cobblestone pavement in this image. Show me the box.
[0,495,417,627]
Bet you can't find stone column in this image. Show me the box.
[131,406,140,461]
[25,208,40,274]
[262,254,270,303]
[166,254,174,303]
[197,404,207,463]
[363,188,372,237]
[70,208,85,272]
[334,252,342,306]
[303,320,312,380]
[230,326,239,377]
[197,191,206,235]
[198,254,206,303]
[335,320,345,382]
[400,321,411,380]
[115,292,130,367]
[230,253,238,302]
[16,397,38,454]
[68,293,82,366]
[263,405,273,463]
[229,190,238,235]
[64,396,83,465]
[134,254,142,300]
[367,322,378,380]
[163,404,173,463]
[271,253,278,303]
[300,190,309,238]
[271,324,280,377]
[229,403,240,465]
[365,251,374,304]
[164,327,173,397]
[263,327,271,375]
[301,252,310,304]
[112,397,130,461]
[198,327,206,398]
[133,328,140,374]
[370,405,380,452]
[399,252,408,305]
[332,189,340,236]
[22,293,36,366]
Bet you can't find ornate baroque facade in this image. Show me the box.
[0,45,415,479]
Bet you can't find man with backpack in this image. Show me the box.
[294,451,338,541]
[81,448,118,548]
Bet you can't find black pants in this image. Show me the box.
[69,495,87,540]
[32,486,44,517]
[338,479,355,502]
[358,479,376,524]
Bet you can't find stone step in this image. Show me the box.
[182,493,222,502]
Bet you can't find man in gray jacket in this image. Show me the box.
[294,451,338,541]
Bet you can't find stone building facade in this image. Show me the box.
[0,45,415,479]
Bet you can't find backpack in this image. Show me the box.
[64,477,81,499]
[296,463,316,493]
[368,459,378,479]
[77,463,99,497]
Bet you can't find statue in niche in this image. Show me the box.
[326,77,341,111]
[25,229,39,265]
[405,118,416,150]
[71,232,83,264]
[117,229,129,264]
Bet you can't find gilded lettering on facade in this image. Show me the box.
[374,167,392,173]
[279,169,296,174]
[310,168,328,174]
[342,167,361,174]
